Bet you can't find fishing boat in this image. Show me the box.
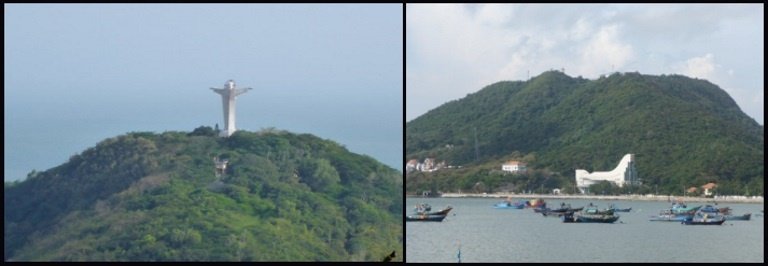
[681,211,725,225]
[608,204,631,212]
[724,213,751,221]
[650,203,700,221]
[649,208,694,222]
[671,203,701,214]
[562,206,620,223]
[493,201,525,209]
[407,206,452,222]
[541,204,583,217]
[526,198,547,208]
[406,214,447,222]
[582,206,615,215]
[495,196,526,209]
[681,217,725,225]
[562,212,620,223]
[414,204,453,216]
[649,213,692,222]
[699,205,730,214]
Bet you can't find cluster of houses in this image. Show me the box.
[687,182,718,197]
[406,158,528,174]
[501,160,528,174]
[409,152,723,197]
[405,158,449,173]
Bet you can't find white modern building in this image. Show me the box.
[501,160,527,173]
[575,153,637,193]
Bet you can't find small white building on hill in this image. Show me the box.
[501,160,527,174]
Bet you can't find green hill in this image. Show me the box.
[5,128,402,261]
[406,71,763,196]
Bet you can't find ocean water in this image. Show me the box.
[406,197,764,263]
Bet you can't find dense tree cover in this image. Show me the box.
[5,129,402,261]
[406,71,763,196]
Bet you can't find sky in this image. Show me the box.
[406,4,764,125]
[4,4,403,181]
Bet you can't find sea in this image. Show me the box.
[405,197,764,263]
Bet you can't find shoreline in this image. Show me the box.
[406,193,764,204]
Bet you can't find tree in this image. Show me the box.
[189,126,216,137]
[298,158,341,192]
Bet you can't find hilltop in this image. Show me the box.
[5,128,402,261]
[406,71,763,196]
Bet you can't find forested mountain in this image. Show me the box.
[406,71,763,196]
[5,128,402,261]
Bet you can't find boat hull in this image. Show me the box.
[649,215,691,222]
[406,214,447,222]
[724,213,751,221]
[681,219,725,225]
[576,214,620,223]
[562,213,620,223]
[425,207,453,216]
[494,202,524,209]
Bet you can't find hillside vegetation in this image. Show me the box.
[406,71,763,196]
[5,128,402,261]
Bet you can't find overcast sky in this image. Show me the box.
[406,4,764,125]
[4,4,402,181]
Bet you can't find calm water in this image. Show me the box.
[406,197,764,263]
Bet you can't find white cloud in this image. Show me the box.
[407,4,763,124]
[579,24,634,77]
[675,53,719,80]
[474,4,515,27]
[571,17,593,40]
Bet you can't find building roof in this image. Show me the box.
[701,182,717,189]
[503,160,527,166]
[687,187,698,193]
[406,159,419,165]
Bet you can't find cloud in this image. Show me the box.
[674,53,719,80]
[407,4,763,124]
[578,24,634,77]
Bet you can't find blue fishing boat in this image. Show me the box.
[671,203,701,214]
[494,196,526,209]
[493,201,525,209]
